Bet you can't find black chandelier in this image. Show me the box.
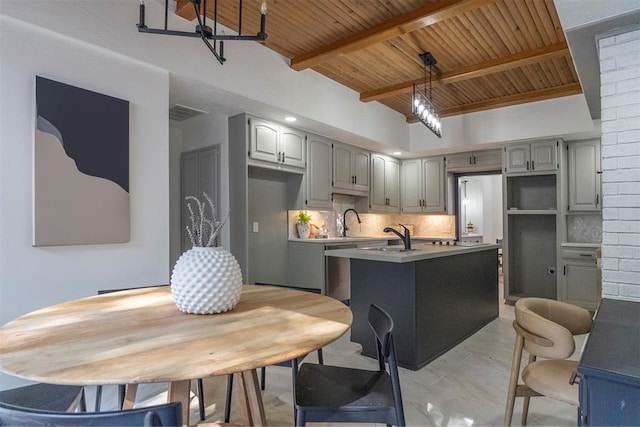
[137,0,267,65]
[412,52,442,138]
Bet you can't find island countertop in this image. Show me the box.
[324,242,500,263]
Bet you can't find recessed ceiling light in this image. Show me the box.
[285,116,297,122]
[393,151,402,155]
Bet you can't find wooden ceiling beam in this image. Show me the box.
[362,41,569,102]
[405,83,582,122]
[175,0,197,21]
[290,0,490,72]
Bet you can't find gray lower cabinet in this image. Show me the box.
[559,247,599,311]
[287,242,326,293]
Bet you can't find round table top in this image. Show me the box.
[0,285,352,385]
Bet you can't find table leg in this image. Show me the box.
[122,384,138,410]
[168,380,191,427]
[237,369,267,426]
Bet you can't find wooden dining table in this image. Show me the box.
[0,285,353,426]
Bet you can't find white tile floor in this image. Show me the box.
[89,295,587,426]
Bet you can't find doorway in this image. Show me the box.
[456,173,503,244]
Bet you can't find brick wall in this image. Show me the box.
[599,27,640,301]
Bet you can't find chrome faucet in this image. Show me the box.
[342,208,361,237]
[384,224,412,250]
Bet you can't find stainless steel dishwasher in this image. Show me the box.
[325,243,356,304]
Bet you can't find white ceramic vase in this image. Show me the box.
[170,246,243,314]
[297,222,310,239]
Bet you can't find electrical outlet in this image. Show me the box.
[252,222,259,233]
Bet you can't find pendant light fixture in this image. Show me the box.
[137,0,267,65]
[412,52,442,137]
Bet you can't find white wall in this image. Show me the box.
[0,16,171,389]
[599,27,640,302]
[408,94,599,155]
[0,0,409,153]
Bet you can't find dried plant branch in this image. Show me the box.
[185,192,228,247]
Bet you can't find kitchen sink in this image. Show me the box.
[361,246,416,252]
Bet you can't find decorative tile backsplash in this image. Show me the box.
[567,214,602,244]
[288,194,456,239]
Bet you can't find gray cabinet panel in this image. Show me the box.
[568,139,601,211]
[306,135,333,209]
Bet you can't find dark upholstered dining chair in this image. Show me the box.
[0,383,86,414]
[0,401,181,426]
[294,304,405,426]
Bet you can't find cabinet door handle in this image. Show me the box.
[526,160,530,170]
[563,265,566,275]
[531,160,535,170]
[282,151,285,163]
[469,156,472,165]
[569,371,581,385]
[277,151,281,162]
[473,156,477,165]
[596,194,599,206]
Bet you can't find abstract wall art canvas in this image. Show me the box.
[33,76,130,246]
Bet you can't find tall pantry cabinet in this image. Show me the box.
[502,139,562,303]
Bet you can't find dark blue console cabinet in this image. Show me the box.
[578,298,640,426]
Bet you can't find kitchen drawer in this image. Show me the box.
[561,248,597,261]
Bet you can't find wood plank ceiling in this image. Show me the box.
[176,0,582,122]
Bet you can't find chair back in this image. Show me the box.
[367,304,405,426]
[515,298,592,359]
[0,401,182,426]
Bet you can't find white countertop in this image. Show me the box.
[289,236,392,244]
[288,236,450,244]
[324,242,500,263]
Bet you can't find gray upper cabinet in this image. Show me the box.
[401,156,446,213]
[305,134,333,209]
[248,117,306,169]
[446,149,501,172]
[401,159,423,213]
[333,142,369,195]
[568,139,601,211]
[504,140,559,174]
[423,156,446,212]
[370,153,400,212]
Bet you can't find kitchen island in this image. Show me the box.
[325,243,500,370]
